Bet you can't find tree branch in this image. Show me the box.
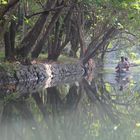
[113,36,136,45]
[121,30,138,39]
[25,5,65,19]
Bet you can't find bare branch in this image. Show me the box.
[121,30,138,39]
[113,36,136,45]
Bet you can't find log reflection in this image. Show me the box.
[0,73,140,140]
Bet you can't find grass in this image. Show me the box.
[38,53,78,64]
[0,51,4,62]
[58,55,78,63]
[0,52,78,64]
[38,53,48,60]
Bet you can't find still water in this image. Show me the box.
[0,67,140,140]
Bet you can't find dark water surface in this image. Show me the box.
[0,67,140,140]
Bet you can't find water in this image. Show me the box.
[0,66,140,140]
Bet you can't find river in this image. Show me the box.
[0,65,140,140]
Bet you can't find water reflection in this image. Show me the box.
[0,71,140,140]
[115,74,131,91]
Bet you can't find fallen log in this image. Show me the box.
[0,62,84,85]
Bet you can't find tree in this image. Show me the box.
[0,0,19,40]
[0,0,139,64]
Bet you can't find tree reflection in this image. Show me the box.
[0,75,140,140]
[82,78,120,124]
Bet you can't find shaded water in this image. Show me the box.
[0,66,140,140]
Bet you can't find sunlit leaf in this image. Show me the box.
[24,18,29,24]
[108,42,113,49]
[136,123,140,127]
[1,0,8,5]
[114,124,120,130]
[130,2,140,10]
[12,15,17,20]
[117,22,124,29]
[105,83,111,92]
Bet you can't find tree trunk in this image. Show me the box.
[10,19,16,53]
[31,0,78,61]
[0,0,19,41]
[4,32,11,60]
[47,87,63,113]
[82,27,119,64]
[32,92,49,122]
[69,21,79,58]
[31,8,63,59]
[76,5,85,58]
[18,0,56,57]
[4,19,16,61]
[18,13,49,57]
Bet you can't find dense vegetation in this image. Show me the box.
[0,0,139,65]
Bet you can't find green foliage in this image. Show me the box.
[0,51,4,61]
[0,0,8,5]
[105,82,111,92]
[130,52,137,59]
[108,42,113,49]
[24,17,33,26]
[0,0,139,63]
[0,62,17,75]
[3,93,19,104]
